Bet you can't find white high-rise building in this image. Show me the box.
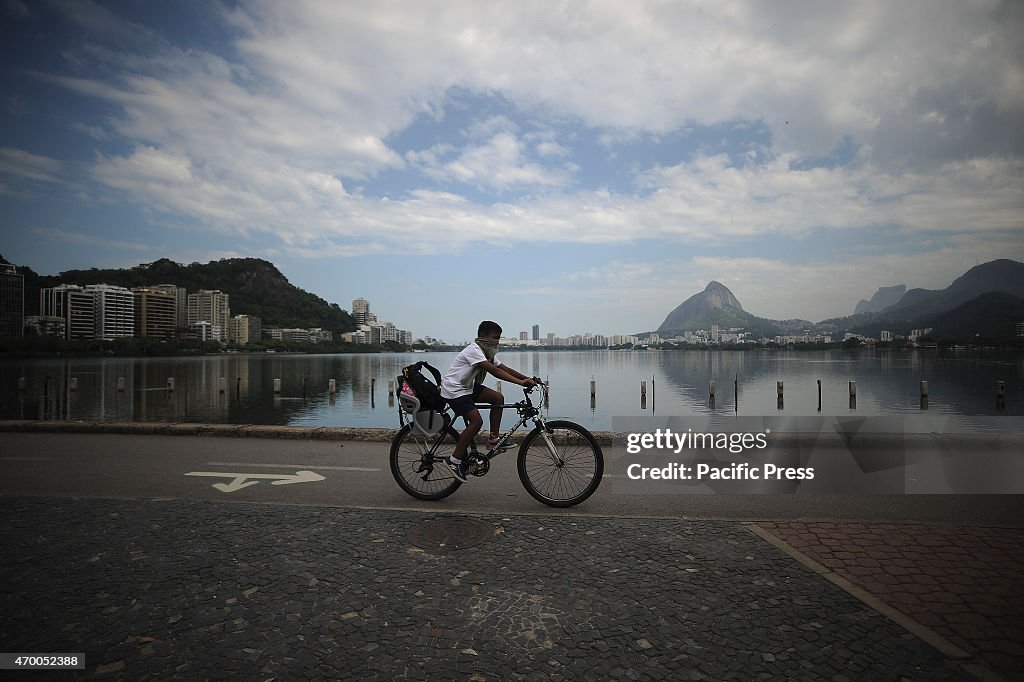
[188,290,230,329]
[85,284,134,339]
[39,285,98,340]
[352,297,370,325]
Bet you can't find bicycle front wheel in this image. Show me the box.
[517,420,604,507]
[390,423,462,501]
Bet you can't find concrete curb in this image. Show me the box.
[0,420,400,442]
[0,420,619,444]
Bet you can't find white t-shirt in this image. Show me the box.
[441,343,502,399]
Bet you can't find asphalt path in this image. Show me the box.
[1,432,1022,526]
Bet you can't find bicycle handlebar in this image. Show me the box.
[523,377,546,397]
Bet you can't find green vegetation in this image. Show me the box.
[22,257,357,335]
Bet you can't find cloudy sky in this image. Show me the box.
[1,0,1022,342]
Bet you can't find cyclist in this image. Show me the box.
[441,320,535,482]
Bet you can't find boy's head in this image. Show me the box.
[477,320,502,339]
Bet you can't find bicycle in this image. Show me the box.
[390,378,604,507]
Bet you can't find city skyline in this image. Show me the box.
[2,2,1022,343]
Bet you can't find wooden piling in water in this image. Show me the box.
[816,379,821,412]
[590,378,596,398]
[996,380,1006,410]
[167,377,175,392]
[849,380,857,409]
[70,377,78,391]
[920,380,929,410]
[776,381,784,410]
[18,377,26,391]
[329,379,337,395]
[219,377,226,394]
[273,378,281,394]
[116,377,125,392]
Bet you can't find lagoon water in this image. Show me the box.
[1,350,1021,430]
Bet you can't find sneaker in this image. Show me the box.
[485,435,509,450]
[445,456,469,483]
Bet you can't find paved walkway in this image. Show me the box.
[756,522,1024,680]
[0,496,1006,681]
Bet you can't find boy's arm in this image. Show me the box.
[479,361,534,386]
[499,365,530,382]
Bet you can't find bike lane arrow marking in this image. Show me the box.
[185,470,325,493]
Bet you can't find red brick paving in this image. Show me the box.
[757,522,1024,679]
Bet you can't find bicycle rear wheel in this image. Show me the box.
[390,423,462,501]
[517,420,603,507]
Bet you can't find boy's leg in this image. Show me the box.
[476,386,504,438]
[453,407,482,460]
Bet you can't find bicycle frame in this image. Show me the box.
[398,383,562,468]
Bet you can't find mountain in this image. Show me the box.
[922,292,1024,340]
[656,281,785,336]
[886,259,1024,316]
[653,259,1024,343]
[24,258,356,333]
[853,284,906,315]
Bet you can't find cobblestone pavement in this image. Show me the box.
[0,497,981,681]
[756,521,1024,680]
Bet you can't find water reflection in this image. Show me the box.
[1,350,1020,429]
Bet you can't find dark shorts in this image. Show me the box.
[446,384,486,417]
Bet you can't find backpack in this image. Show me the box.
[397,361,445,412]
[396,361,447,435]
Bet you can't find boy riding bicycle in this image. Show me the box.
[441,321,535,482]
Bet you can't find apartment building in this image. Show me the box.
[132,288,177,338]
[0,263,24,337]
[227,314,262,345]
[188,289,230,329]
[87,284,134,339]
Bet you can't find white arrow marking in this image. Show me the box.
[185,470,325,493]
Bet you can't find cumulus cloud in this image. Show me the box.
[419,132,576,190]
[17,0,1023,262]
